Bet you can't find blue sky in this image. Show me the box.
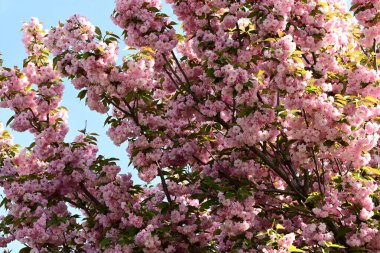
[0,0,130,169]
[0,0,352,251]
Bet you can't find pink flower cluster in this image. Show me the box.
[112,0,177,53]
[352,0,380,47]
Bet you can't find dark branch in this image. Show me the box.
[156,162,173,206]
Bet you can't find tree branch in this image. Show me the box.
[79,182,108,213]
[156,162,173,206]
[373,39,378,72]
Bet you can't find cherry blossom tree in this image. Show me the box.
[1,0,380,252]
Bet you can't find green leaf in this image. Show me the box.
[148,7,160,12]
[312,33,324,40]
[19,247,32,253]
[293,50,304,55]
[363,166,380,175]
[139,93,152,105]
[237,187,250,200]
[158,202,170,214]
[95,26,102,40]
[305,192,321,204]
[106,31,120,39]
[323,140,335,147]
[289,245,304,252]
[206,68,215,78]
[174,34,185,42]
[100,237,112,250]
[53,52,67,70]
[349,3,360,11]
[6,115,14,127]
[81,52,92,59]
[311,8,324,17]
[77,89,87,100]
[0,197,8,209]
[337,138,349,147]
[213,228,222,235]
[27,142,36,151]
[2,130,10,139]
[168,21,177,26]
[104,115,112,126]
[264,38,277,42]
[200,199,217,211]
[105,37,118,45]
[305,84,322,94]
[123,92,135,103]
[292,55,304,63]
[324,241,346,249]
[360,82,370,88]
[354,5,371,15]
[23,58,31,68]
[53,57,59,70]
[336,226,351,239]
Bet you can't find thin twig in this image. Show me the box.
[236,23,243,47]
[79,182,107,213]
[63,196,91,216]
[248,145,306,199]
[171,51,191,86]
[373,39,378,72]
[232,91,237,123]
[260,188,298,196]
[163,54,187,90]
[156,162,173,206]
[163,65,182,92]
